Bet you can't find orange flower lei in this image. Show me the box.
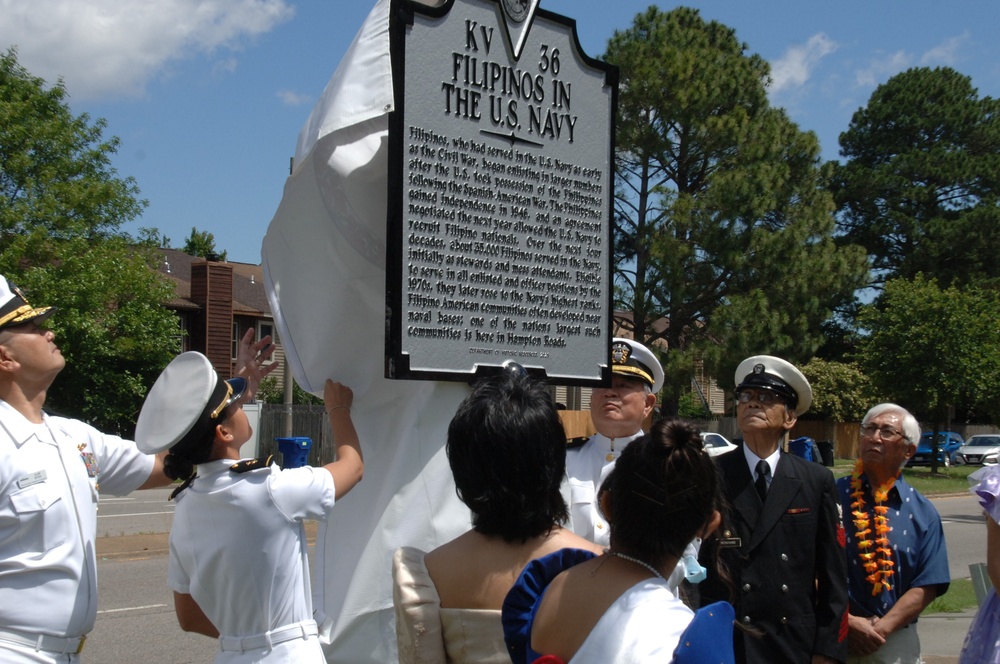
[849,459,896,595]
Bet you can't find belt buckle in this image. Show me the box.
[75,635,87,654]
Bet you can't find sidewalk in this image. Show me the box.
[919,609,976,663]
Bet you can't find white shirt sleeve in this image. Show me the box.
[268,465,337,521]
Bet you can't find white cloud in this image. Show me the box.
[0,0,294,100]
[276,89,312,106]
[855,50,912,88]
[769,33,838,93]
[920,33,967,67]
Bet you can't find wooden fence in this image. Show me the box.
[256,404,1000,467]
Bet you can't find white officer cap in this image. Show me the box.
[611,338,664,393]
[135,352,247,455]
[0,276,56,332]
[734,355,812,416]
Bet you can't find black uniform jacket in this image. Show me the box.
[698,443,848,664]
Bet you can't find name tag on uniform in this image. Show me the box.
[718,530,742,548]
[17,470,47,489]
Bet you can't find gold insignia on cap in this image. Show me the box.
[209,381,235,419]
[0,305,34,328]
[611,341,631,366]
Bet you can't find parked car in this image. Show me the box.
[907,431,964,467]
[954,434,1000,466]
[700,432,737,457]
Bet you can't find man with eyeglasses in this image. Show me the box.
[0,275,276,662]
[698,355,848,664]
[837,403,949,664]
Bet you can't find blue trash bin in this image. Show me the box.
[788,436,815,462]
[276,436,313,469]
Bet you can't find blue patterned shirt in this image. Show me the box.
[836,473,950,618]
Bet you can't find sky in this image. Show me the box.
[3,1,998,265]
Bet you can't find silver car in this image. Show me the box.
[954,434,1000,465]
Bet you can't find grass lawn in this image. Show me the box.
[831,458,978,496]
[923,578,978,614]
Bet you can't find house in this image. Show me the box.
[155,248,284,387]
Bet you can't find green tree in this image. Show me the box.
[136,227,171,248]
[833,67,1000,289]
[856,275,1000,431]
[257,376,321,405]
[0,49,145,245]
[0,48,178,435]
[182,227,227,261]
[604,8,868,412]
[800,358,875,422]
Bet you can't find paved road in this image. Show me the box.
[85,489,986,663]
[96,486,175,538]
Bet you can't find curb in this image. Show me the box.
[96,522,320,559]
[96,533,170,560]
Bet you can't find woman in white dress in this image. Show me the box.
[392,366,601,664]
[507,418,733,664]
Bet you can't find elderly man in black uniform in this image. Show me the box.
[698,355,848,664]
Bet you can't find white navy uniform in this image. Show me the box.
[0,400,154,663]
[566,430,701,592]
[565,431,643,546]
[168,459,336,663]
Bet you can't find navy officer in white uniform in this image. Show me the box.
[135,352,364,663]
[0,275,276,663]
[565,338,663,546]
[566,338,706,593]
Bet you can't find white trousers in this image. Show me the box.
[0,642,79,664]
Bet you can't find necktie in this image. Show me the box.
[755,460,770,502]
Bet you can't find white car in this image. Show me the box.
[701,432,737,457]
[954,434,1000,465]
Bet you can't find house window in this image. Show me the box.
[257,321,275,343]
[174,316,189,353]
[232,322,240,362]
[256,321,277,368]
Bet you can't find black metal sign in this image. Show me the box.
[386,0,616,384]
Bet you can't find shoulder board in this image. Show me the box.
[566,436,590,450]
[230,455,274,474]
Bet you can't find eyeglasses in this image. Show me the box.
[735,388,785,406]
[860,424,906,441]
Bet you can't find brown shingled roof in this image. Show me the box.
[155,247,271,317]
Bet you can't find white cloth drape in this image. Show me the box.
[262,1,471,660]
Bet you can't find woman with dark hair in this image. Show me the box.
[393,368,601,664]
[503,418,734,664]
[135,352,364,663]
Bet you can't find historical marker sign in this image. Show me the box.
[386,0,617,384]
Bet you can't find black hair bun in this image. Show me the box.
[163,453,195,482]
